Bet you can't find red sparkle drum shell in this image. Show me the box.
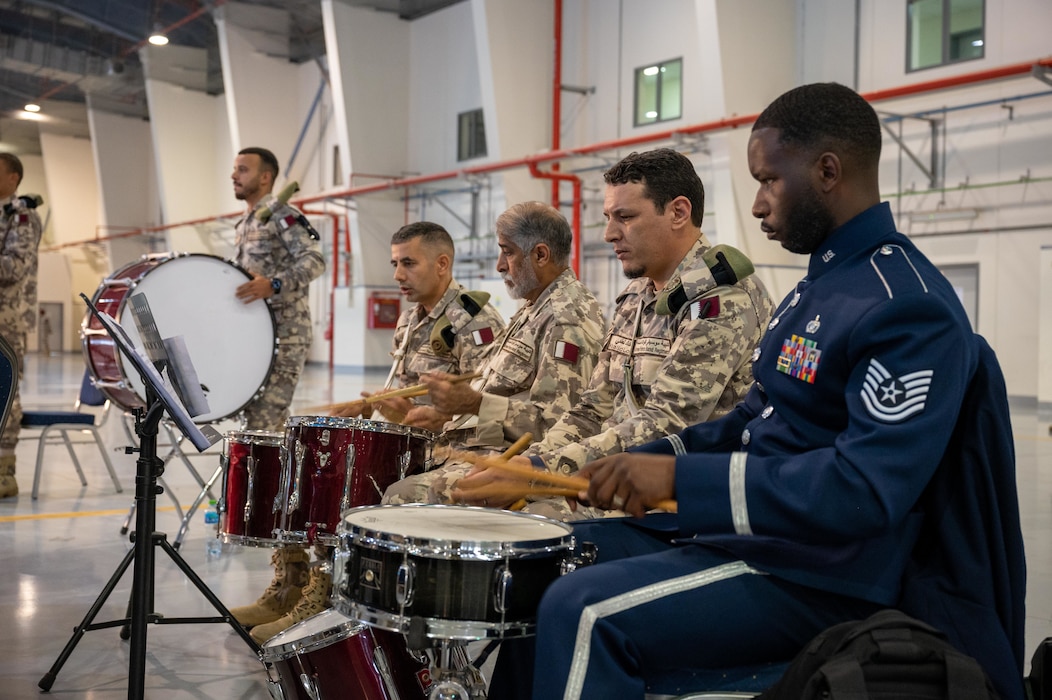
[219,430,285,546]
[277,417,434,546]
[334,504,574,641]
[81,253,277,423]
[260,608,432,700]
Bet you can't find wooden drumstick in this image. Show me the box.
[472,455,679,513]
[318,371,481,415]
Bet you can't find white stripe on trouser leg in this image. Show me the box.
[563,560,765,700]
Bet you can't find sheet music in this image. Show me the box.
[127,292,211,419]
[128,293,168,367]
[162,336,210,418]
[84,296,221,452]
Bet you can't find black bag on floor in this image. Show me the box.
[1029,637,1052,700]
[757,609,999,699]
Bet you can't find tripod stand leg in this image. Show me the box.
[157,535,261,653]
[38,546,136,691]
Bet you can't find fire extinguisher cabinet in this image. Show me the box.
[368,293,401,329]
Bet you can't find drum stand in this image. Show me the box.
[38,387,259,699]
[425,640,490,699]
[119,416,221,549]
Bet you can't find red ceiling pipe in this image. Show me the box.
[48,56,1052,253]
[549,0,563,206]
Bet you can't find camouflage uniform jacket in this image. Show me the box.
[530,235,775,475]
[233,199,325,344]
[0,194,43,338]
[450,268,606,449]
[389,279,505,394]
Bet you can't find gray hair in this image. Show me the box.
[495,201,572,265]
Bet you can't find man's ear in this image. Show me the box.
[815,152,842,193]
[435,252,451,274]
[668,195,692,229]
[533,243,552,266]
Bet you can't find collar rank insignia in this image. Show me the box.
[776,334,821,384]
[860,357,934,423]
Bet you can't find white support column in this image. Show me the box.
[87,102,158,267]
[140,42,230,253]
[471,0,551,207]
[322,1,411,368]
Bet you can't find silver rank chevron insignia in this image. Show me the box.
[860,358,934,422]
[777,334,821,383]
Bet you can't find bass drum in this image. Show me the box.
[82,252,277,423]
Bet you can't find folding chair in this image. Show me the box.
[0,334,16,436]
[25,369,124,500]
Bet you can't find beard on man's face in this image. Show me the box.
[780,185,837,255]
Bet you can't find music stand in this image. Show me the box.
[39,294,258,699]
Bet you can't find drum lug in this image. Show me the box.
[396,559,416,608]
[340,445,356,513]
[289,440,305,514]
[399,449,412,480]
[263,672,287,700]
[493,564,513,614]
[562,539,598,574]
[298,672,321,700]
[244,453,256,523]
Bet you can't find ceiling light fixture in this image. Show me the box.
[23,103,41,113]
[148,24,169,46]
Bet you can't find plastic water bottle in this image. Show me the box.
[204,500,222,558]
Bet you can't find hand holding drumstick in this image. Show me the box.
[453,442,677,516]
[323,372,480,421]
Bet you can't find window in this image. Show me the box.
[634,58,682,127]
[457,108,487,161]
[907,0,984,72]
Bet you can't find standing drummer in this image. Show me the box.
[332,220,505,423]
[230,146,324,431]
[226,147,324,640]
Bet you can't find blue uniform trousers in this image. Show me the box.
[490,520,882,700]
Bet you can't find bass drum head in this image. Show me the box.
[109,253,276,423]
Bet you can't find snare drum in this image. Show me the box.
[334,504,574,641]
[219,431,285,546]
[277,417,434,546]
[82,252,277,422]
[259,608,431,700]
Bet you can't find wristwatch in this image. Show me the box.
[271,277,282,295]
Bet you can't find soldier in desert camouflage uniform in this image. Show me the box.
[333,221,504,423]
[225,147,324,642]
[451,148,775,520]
[0,153,43,499]
[230,147,325,432]
[382,201,606,504]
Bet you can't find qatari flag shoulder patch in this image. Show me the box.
[553,340,580,364]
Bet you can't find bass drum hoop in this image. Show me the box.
[81,252,277,423]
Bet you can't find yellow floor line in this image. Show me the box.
[0,505,179,523]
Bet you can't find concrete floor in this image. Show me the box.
[1,351,1050,699]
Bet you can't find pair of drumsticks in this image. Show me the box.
[449,433,678,513]
[317,372,480,418]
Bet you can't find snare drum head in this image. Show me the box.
[115,254,276,423]
[260,608,361,660]
[341,504,572,555]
